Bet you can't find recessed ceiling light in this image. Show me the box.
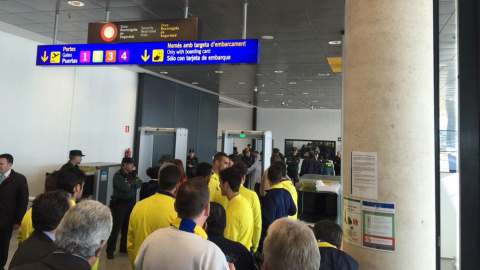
[261,35,274,40]
[305,79,313,82]
[259,91,266,94]
[159,71,168,74]
[317,73,328,76]
[312,101,318,103]
[274,70,283,73]
[256,73,262,76]
[239,82,245,85]
[220,91,226,94]
[276,94,284,96]
[191,82,198,85]
[328,40,342,45]
[289,82,297,85]
[215,70,223,74]
[302,92,309,95]
[67,1,85,6]
[264,99,269,102]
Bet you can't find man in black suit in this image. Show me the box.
[9,190,72,268]
[10,200,113,270]
[0,153,28,270]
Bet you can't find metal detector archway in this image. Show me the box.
[137,127,188,181]
[222,130,272,189]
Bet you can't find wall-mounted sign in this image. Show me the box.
[36,39,260,66]
[87,18,200,43]
[362,200,395,251]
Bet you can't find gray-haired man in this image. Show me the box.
[263,218,320,270]
[11,200,112,270]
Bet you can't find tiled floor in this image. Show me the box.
[6,231,132,270]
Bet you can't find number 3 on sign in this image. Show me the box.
[119,50,130,63]
[106,50,116,63]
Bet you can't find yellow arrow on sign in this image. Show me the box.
[41,51,49,62]
[141,50,150,62]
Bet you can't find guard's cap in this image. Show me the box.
[273,148,280,153]
[122,157,135,164]
[189,149,195,153]
[292,147,297,151]
[69,150,85,157]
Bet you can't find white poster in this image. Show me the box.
[343,197,362,246]
[351,151,378,200]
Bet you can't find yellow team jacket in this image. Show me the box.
[224,194,254,251]
[127,192,177,269]
[208,171,220,201]
[270,180,298,219]
[211,185,262,252]
[18,200,100,270]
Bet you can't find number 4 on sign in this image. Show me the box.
[141,50,150,62]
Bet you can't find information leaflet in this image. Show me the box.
[362,200,395,251]
[351,151,378,200]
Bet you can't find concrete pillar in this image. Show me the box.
[343,0,435,269]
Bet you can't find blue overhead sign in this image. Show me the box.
[36,39,260,66]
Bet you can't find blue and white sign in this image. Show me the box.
[36,39,260,66]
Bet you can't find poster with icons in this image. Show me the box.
[36,39,260,66]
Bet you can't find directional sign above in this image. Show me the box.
[36,39,260,66]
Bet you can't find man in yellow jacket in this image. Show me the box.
[219,167,254,251]
[212,162,262,253]
[127,164,181,269]
[208,152,229,201]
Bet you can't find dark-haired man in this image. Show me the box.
[0,153,28,270]
[9,191,72,268]
[196,162,213,185]
[127,164,181,268]
[19,167,85,243]
[207,202,257,270]
[60,150,85,170]
[106,157,142,259]
[135,180,230,270]
[260,162,296,253]
[313,220,359,270]
[286,147,300,182]
[209,152,229,201]
[320,153,335,176]
[220,167,254,251]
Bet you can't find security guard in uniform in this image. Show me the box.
[106,157,142,259]
[186,149,198,178]
[60,150,85,170]
[286,147,300,182]
[320,153,335,175]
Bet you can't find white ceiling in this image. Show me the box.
[0,0,455,112]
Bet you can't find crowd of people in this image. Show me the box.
[0,146,356,270]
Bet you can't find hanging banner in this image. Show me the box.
[362,200,395,251]
[343,196,362,246]
[36,39,260,66]
[87,18,200,43]
[351,151,378,200]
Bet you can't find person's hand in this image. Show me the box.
[228,262,235,270]
[12,224,20,231]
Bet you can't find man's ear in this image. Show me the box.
[263,262,268,270]
[204,202,210,217]
[95,240,106,258]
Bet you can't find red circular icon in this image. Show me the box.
[101,23,117,42]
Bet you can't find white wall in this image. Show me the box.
[217,108,253,151]
[0,23,138,196]
[257,108,342,154]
